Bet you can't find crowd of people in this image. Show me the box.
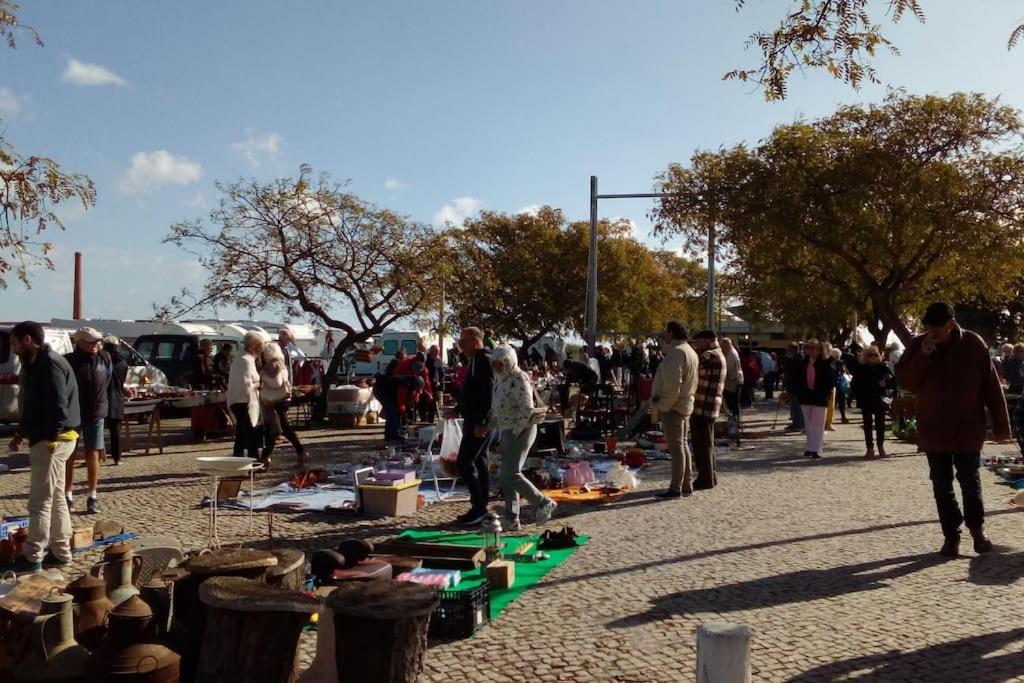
[5,299,1018,572]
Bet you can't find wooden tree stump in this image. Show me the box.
[198,576,319,683]
[175,548,277,682]
[328,580,439,683]
[267,548,307,592]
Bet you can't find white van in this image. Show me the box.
[349,330,451,378]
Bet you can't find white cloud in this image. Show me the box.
[0,87,29,119]
[117,150,202,194]
[62,57,127,87]
[384,177,407,192]
[516,204,542,216]
[433,197,483,227]
[231,129,282,168]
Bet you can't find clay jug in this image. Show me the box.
[15,592,91,682]
[90,543,142,606]
[87,596,180,682]
[67,573,115,651]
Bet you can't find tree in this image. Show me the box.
[728,1,1023,100]
[445,207,582,351]
[161,165,444,386]
[653,92,1024,346]
[0,1,95,288]
[444,208,705,350]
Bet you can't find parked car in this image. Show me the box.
[133,323,243,387]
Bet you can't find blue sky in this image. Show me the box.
[2,1,1023,323]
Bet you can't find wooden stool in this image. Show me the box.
[328,581,439,683]
[198,576,319,683]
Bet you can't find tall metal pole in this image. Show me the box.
[587,176,599,354]
[706,223,715,332]
[73,251,83,319]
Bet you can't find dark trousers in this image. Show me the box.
[107,418,122,462]
[835,391,847,421]
[230,403,260,459]
[263,401,304,458]
[740,383,754,408]
[764,373,777,400]
[690,414,717,488]
[724,390,740,418]
[457,427,489,510]
[789,395,804,429]
[861,407,886,447]
[374,390,401,442]
[926,452,984,538]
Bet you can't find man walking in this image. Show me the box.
[896,303,1010,557]
[64,327,110,514]
[453,327,493,525]
[7,322,80,571]
[691,330,727,490]
[651,321,699,499]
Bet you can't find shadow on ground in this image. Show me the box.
[608,552,945,629]
[786,628,1024,682]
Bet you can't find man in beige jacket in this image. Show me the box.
[651,320,700,498]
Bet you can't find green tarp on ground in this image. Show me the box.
[398,529,588,618]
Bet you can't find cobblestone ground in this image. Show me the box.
[2,402,1024,682]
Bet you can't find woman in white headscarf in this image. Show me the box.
[259,342,306,470]
[487,345,557,530]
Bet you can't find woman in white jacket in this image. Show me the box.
[227,331,265,460]
[487,345,557,530]
[260,343,306,470]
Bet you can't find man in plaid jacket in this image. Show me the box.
[691,330,727,490]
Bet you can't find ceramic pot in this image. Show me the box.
[90,543,142,606]
[15,592,90,682]
[67,573,115,651]
[87,596,180,682]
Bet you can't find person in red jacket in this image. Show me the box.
[395,352,433,422]
[739,348,763,408]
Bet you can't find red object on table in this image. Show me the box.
[637,377,653,402]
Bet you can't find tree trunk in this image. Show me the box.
[869,291,913,346]
[328,581,439,683]
[198,576,319,683]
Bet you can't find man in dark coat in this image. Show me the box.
[896,303,1011,558]
[64,327,110,514]
[103,337,130,466]
[451,326,493,526]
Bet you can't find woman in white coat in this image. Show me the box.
[487,345,557,530]
[259,342,306,470]
[227,331,265,460]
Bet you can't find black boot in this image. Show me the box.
[940,532,960,558]
[970,528,993,554]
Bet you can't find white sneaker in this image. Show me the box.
[534,498,558,524]
[504,516,522,532]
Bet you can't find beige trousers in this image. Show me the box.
[662,410,693,493]
[24,439,75,563]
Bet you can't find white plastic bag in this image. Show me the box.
[439,419,463,462]
[605,462,639,489]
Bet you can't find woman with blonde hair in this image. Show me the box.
[260,342,306,470]
[227,331,265,460]
[852,345,895,459]
[796,339,835,460]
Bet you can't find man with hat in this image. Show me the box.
[64,327,111,514]
[896,303,1011,557]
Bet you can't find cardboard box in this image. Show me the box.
[359,479,421,517]
[485,560,515,589]
[71,524,95,550]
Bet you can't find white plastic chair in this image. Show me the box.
[418,421,460,501]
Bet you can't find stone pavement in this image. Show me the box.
[2,403,1023,682]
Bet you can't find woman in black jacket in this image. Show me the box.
[797,339,835,460]
[103,338,130,466]
[852,344,895,459]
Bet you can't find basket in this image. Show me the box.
[428,583,490,640]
